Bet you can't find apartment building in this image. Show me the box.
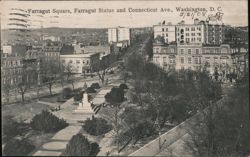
[108,27,131,45]
[152,39,177,70]
[153,24,176,44]
[60,53,100,74]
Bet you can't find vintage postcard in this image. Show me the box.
[1,0,249,156]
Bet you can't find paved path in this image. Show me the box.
[32,125,82,156]
[32,74,122,156]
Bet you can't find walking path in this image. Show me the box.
[32,74,122,156]
[32,125,82,156]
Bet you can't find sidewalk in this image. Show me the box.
[32,125,82,156]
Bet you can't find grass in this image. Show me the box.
[39,93,63,104]
[2,100,50,123]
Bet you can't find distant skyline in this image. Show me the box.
[0,1,248,29]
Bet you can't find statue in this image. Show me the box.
[74,92,94,114]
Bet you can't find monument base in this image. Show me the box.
[73,103,95,114]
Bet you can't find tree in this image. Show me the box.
[64,133,100,156]
[90,83,100,89]
[62,87,73,99]
[96,59,111,86]
[17,67,35,102]
[2,81,11,104]
[62,63,77,91]
[119,83,128,91]
[154,35,165,44]
[3,138,35,156]
[105,87,125,155]
[189,77,249,157]
[2,115,25,142]
[17,82,29,102]
[41,59,62,95]
[83,116,112,136]
[30,110,68,133]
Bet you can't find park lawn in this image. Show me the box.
[27,131,55,156]
[39,93,63,104]
[2,101,50,122]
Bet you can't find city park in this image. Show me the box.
[2,33,249,156]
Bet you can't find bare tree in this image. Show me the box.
[62,63,77,91]
[41,59,62,95]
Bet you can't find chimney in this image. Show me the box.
[194,18,199,24]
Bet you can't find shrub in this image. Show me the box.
[86,87,96,93]
[74,91,83,102]
[91,83,100,89]
[83,116,112,136]
[119,83,128,91]
[62,87,73,99]
[30,110,68,133]
[2,115,22,142]
[3,138,35,156]
[64,133,100,156]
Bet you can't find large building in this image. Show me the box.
[176,20,205,45]
[152,19,236,78]
[108,27,131,45]
[60,53,100,74]
[153,19,225,46]
[153,23,176,44]
[1,54,23,88]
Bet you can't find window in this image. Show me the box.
[191,27,195,31]
[170,48,174,53]
[76,60,80,64]
[181,57,184,64]
[185,27,189,31]
[170,58,175,64]
[162,28,164,31]
[69,60,73,64]
[194,57,198,64]
[186,33,189,36]
[186,38,190,43]
[188,57,192,64]
[62,60,65,63]
[188,49,191,54]
[156,48,159,53]
[163,57,167,63]
[195,49,199,54]
[180,49,184,54]
[166,28,168,31]
[166,33,168,37]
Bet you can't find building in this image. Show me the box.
[152,41,177,70]
[42,41,61,62]
[176,44,203,71]
[108,27,131,45]
[83,45,111,59]
[201,44,232,76]
[153,22,176,44]
[1,53,23,88]
[176,20,205,45]
[42,35,61,42]
[153,19,225,46]
[60,53,100,74]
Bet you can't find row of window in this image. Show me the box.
[61,59,90,65]
[177,27,202,31]
[2,60,22,67]
[2,68,23,76]
[154,48,175,53]
[45,52,60,57]
[2,76,22,86]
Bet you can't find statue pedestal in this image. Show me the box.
[73,93,94,114]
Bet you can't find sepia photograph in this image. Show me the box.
[0,0,249,156]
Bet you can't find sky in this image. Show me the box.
[0,0,248,29]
